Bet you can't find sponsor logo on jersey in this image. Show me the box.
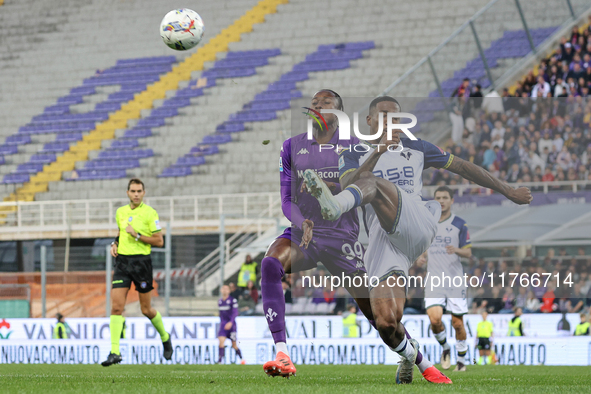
[279,157,283,172]
[297,148,309,155]
[296,169,338,179]
[401,151,412,160]
[338,155,345,170]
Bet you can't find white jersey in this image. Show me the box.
[339,138,454,205]
[427,213,471,280]
[338,137,452,279]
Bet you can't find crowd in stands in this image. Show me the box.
[436,22,591,189]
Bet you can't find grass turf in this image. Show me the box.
[0,364,589,393]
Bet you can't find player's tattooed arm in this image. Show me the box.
[447,156,533,205]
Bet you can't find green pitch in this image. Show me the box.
[0,364,589,393]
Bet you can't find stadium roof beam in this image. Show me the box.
[533,210,591,246]
[469,207,530,241]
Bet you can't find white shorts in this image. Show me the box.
[424,295,468,315]
[364,188,440,282]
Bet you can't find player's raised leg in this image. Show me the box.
[261,238,301,377]
[303,169,401,233]
[426,305,452,369]
[139,291,173,361]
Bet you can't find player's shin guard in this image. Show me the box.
[218,347,225,363]
[457,340,468,364]
[404,327,432,373]
[236,348,242,359]
[109,315,124,355]
[434,329,450,350]
[261,256,286,344]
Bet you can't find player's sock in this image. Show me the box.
[218,347,224,363]
[235,348,242,359]
[457,340,467,364]
[261,257,287,344]
[276,342,289,357]
[434,330,450,351]
[150,311,170,342]
[334,185,363,213]
[109,315,124,355]
[403,327,429,371]
[392,337,415,360]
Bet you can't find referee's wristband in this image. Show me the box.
[135,233,141,241]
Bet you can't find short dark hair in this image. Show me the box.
[434,185,454,199]
[369,95,401,115]
[313,89,344,111]
[128,178,144,191]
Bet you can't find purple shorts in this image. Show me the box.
[278,227,366,276]
[218,326,236,341]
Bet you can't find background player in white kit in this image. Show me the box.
[303,95,533,385]
[425,186,472,372]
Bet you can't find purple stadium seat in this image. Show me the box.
[2,174,30,184]
[174,156,205,167]
[40,142,70,153]
[30,154,56,164]
[55,133,83,142]
[15,163,44,174]
[0,145,19,155]
[122,128,152,139]
[202,134,232,144]
[5,135,31,145]
[190,145,219,155]
[159,166,192,177]
[109,140,139,150]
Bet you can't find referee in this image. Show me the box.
[102,178,173,366]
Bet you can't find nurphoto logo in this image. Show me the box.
[304,108,418,153]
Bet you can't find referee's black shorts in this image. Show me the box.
[477,337,491,350]
[112,254,154,293]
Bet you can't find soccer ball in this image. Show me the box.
[160,9,204,51]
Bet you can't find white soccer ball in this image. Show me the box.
[160,9,204,51]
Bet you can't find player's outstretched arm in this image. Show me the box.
[446,156,533,205]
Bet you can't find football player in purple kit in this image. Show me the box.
[217,285,244,364]
[261,90,376,378]
[303,95,533,384]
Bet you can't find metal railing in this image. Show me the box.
[0,192,280,235]
[422,180,591,198]
[195,196,283,288]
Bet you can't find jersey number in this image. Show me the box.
[342,241,363,261]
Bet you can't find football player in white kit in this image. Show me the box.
[425,186,471,372]
[303,96,532,385]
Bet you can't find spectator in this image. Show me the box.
[540,283,558,313]
[229,282,241,300]
[52,313,71,339]
[452,77,470,98]
[282,280,292,304]
[342,304,360,338]
[525,290,541,313]
[573,313,590,336]
[237,254,258,289]
[531,75,551,98]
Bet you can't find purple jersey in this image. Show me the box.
[218,296,238,325]
[280,131,359,234]
[277,131,365,276]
